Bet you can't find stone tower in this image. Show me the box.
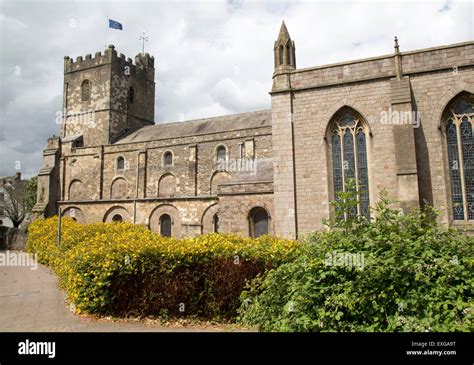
[61,45,155,146]
[33,46,156,218]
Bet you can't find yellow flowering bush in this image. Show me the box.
[27,217,300,319]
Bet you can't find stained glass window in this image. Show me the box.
[332,131,343,219]
[445,93,474,221]
[330,109,370,220]
[357,130,370,218]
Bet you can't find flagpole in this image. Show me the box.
[104,16,109,49]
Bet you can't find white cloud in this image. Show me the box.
[0,0,472,177]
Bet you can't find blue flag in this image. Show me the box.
[108,19,123,30]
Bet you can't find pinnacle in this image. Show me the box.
[277,20,291,41]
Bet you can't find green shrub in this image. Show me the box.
[238,191,473,332]
[27,218,300,319]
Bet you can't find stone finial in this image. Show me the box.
[393,36,403,80]
[394,36,400,54]
[108,44,115,49]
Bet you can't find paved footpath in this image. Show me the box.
[0,251,210,332]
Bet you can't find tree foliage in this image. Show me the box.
[238,188,473,332]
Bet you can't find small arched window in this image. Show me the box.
[249,207,269,238]
[216,146,226,163]
[286,44,291,65]
[116,156,125,171]
[112,214,123,222]
[160,214,172,237]
[81,80,91,101]
[164,151,173,167]
[128,87,134,104]
[213,214,219,233]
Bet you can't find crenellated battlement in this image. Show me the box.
[64,44,155,77]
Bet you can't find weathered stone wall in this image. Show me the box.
[59,198,219,238]
[217,191,274,235]
[58,124,272,237]
[62,45,154,146]
[410,68,474,225]
[271,41,474,238]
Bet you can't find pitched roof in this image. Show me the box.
[116,109,271,144]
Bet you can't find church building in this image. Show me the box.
[34,22,474,238]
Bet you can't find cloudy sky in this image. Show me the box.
[0,0,472,178]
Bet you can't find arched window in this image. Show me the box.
[330,109,370,219]
[164,151,173,167]
[128,87,134,104]
[286,44,291,65]
[112,214,123,222]
[213,214,219,233]
[249,207,269,238]
[216,146,226,163]
[444,92,474,221]
[278,45,284,65]
[116,156,125,171]
[160,214,172,237]
[81,80,91,101]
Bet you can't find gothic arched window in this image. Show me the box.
[286,44,291,65]
[128,87,134,104]
[330,109,370,219]
[81,80,91,101]
[444,92,474,221]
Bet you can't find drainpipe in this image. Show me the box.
[133,152,139,224]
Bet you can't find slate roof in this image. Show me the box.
[116,109,271,144]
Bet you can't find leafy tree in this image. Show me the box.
[2,176,36,228]
[239,188,473,332]
[26,175,37,212]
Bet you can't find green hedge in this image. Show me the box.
[238,193,474,332]
[27,218,300,319]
